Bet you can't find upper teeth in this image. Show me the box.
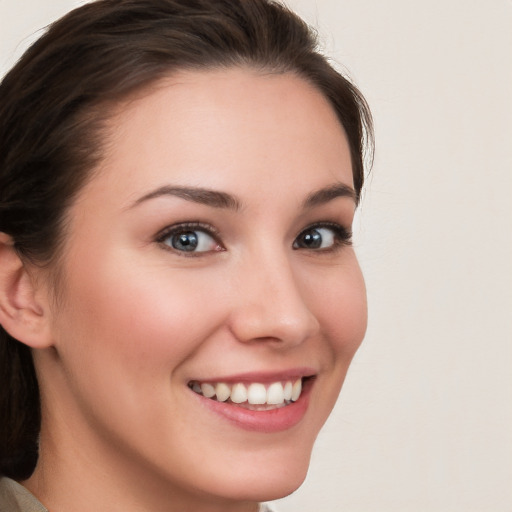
[190,379,303,406]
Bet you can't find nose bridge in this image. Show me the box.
[228,245,320,345]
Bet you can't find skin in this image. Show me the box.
[21,68,367,512]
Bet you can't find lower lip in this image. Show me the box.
[194,384,312,433]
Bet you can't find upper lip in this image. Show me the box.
[188,367,317,384]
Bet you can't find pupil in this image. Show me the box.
[303,230,322,248]
[173,231,198,251]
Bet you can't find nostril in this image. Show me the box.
[228,307,319,346]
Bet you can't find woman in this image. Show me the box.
[0,0,373,510]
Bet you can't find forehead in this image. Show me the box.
[87,67,353,207]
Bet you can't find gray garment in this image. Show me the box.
[0,476,274,512]
[0,478,47,512]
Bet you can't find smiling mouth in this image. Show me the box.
[188,377,312,410]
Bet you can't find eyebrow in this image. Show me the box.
[131,182,356,211]
[131,185,242,211]
[302,183,357,208]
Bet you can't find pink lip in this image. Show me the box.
[192,367,316,384]
[190,372,315,433]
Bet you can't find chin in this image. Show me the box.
[215,467,309,504]
[204,440,314,503]
[251,468,309,502]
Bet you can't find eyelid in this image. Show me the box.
[155,221,224,254]
[294,221,353,250]
[154,220,352,256]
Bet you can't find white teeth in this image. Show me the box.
[247,383,267,405]
[191,377,306,406]
[230,383,248,404]
[267,382,285,405]
[201,383,216,398]
[291,379,302,402]
[215,382,231,402]
[283,381,293,401]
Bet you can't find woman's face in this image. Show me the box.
[39,68,367,506]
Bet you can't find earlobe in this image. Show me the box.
[0,232,52,348]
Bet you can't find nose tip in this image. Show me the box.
[230,308,320,346]
[228,266,320,346]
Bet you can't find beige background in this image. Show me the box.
[1,1,511,511]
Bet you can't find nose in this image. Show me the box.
[227,252,320,346]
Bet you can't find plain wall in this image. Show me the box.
[1,1,511,511]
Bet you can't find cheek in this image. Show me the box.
[54,253,226,386]
[49,253,233,453]
[267,257,367,451]
[311,259,367,349]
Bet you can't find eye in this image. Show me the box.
[293,223,352,251]
[157,223,223,254]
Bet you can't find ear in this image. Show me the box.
[0,232,53,348]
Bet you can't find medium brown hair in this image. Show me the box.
[0,0,373,479]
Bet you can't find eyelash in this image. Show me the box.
[293,222,353,252]
[156,222,223,256]
[155,221,352,256]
